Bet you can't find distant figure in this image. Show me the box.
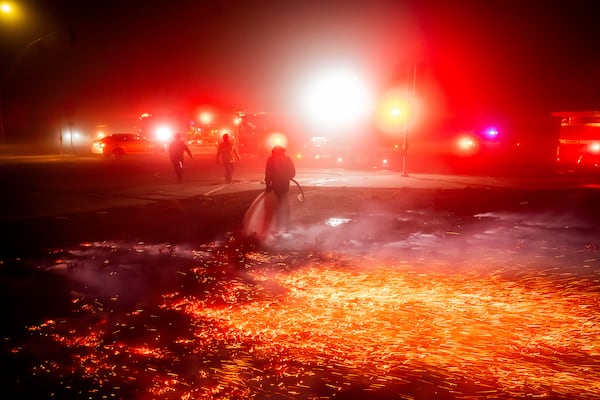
[216,133,241,183]
[265,145,296,231]
[168,133,193,183]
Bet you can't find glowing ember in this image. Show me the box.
[14,241,600,399]
[175,260,600,398]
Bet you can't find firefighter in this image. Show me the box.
[265,145,296,231]
[168,133,193,183]
[216,133,241,183]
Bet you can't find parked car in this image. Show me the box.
[91,133,159,158]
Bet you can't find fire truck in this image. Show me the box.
[236,111,323,161]
[235,111,373,166]
[553,110,600,169]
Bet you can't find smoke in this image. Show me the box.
[256,202,600,278]
[37,187,600,312]
[47,241,201,307]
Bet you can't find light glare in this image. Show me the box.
[301,69,373,132]
[375,88,419,136]
[266,132,288,150]
[155,126,173,142]
[200,112,213,125]
[456,134,479,155]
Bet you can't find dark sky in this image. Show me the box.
[3,0,600,135]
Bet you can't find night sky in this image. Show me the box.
[2,0,600,139]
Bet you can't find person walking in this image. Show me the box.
[168,133,193,183]
[265,145,296,231]
[216,133,241,183]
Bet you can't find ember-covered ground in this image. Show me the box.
[2,186,600,399]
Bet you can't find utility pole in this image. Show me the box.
[68,121,73,151]
[401,64,417,177]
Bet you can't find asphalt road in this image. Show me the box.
[2,152,600,221]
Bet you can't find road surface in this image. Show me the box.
[2,152,599,221]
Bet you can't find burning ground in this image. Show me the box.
[1,187,600,399]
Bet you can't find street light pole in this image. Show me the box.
[68,120,73,151]
[401,95,408,176]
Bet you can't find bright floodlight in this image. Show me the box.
[156,126,173,142]
[300,69,373,132]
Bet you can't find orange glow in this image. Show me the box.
[22,242,600,399]
[0,1,21,21]
[456,134,479,155]
[1,2,12,13]
[457,135,475,149]
[375,88,418,136]
[174,262,600,398]
[200,111,213,125]
[265,132,288,150]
